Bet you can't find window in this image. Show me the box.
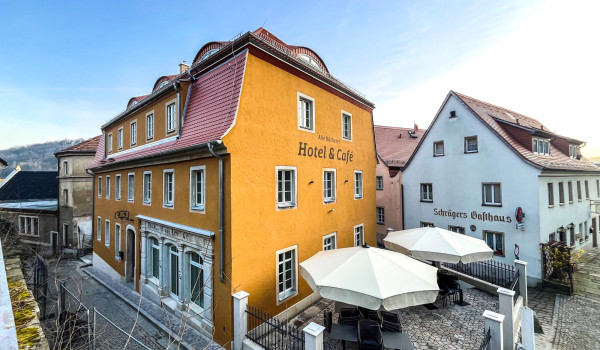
[342,112,352,140]
[323,170,336,203]
[298,54,323,71]
[190,252,204,308]
[354,171,363,199]
[448,226,465,234]
[190,166,205,211]
[569,225,575,244]
[376,176,384,190]
[146,113,154,139]
[420,222,434,228]
[276,167,296,208]
[115,223,121,257]
[533,138,550,155]
[568,181,573,202]
[62,223,68,245]
[63,189,69,205]
[130,121,137,145]
[143,171,152,204]
[115,174,121,201]
[106,176,110,199]
[323,232,337,251]
[449,110,457,118]
[96,217,101,241]
[577,181,582,201]
[277,246,297,301]
[559,182,565,204]
[420,183,433,202]
[150,237,160,280]
[547,183,554,206]
[169,245,179,297]
[597,180,600,197]
[549,232,556,242]
[98,176,102,197]
[118,127,123,149]
[585,180,589,199]
[163,170,174,207]
[485,231,504,256]
[63,161,68,176]
[167,103,176,132]
[376,207,385,225]
[433,141,444,156]
[128,173,135,202]
[482,183,502,206]
[464,136,478,153]
[18,216,39,236]
[108,133,113,153]
[297,93,314,131]
[104,220,110,247]
[354,224,364,247]
[569,145,579,158]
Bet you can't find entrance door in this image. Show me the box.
[593,218,598,248]
[126,229,135,282]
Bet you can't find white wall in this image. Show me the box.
[403,94,543,284]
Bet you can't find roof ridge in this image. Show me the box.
[453,91,539,124]
[375,125,425,131]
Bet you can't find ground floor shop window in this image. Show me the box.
[150,237,160,280]
[189,252,204,308]
[169,245,179,297]
[484,231,504,256]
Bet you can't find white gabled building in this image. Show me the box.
[402,91,600,285]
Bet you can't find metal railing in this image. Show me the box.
[246,304,305,350]
[479,328,491,350]
[442,260,517,288]
[510,270,521,305]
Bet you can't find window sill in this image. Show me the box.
[433,154,444,157]
[143,201,152,206]
[116,198,121,202]
[191,205,205,212]
[569,201,574,204]
[376,188,383,191]
[354,196,363,200]
[277,290,298,304]
[493,251,505,257]
[277,203,296,210]
[323,199,336,204]
[106,197,110,200]
[128,199,134,203]
[377,222,385,225]
[342,137,352,142]
[482,203,502,207]
[420,200,433,203]
[559,203,565,206]
[115,256,122,261]
[147,137,154,141]
[298,126,314,132]
[163,203,174,209]
[464,151,478,154]
[167,129,176,134]
[105,244,110,248]
[548,205,554,208]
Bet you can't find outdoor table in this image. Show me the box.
[329,324,357,350]
[382,331,415,350]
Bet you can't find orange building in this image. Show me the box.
[89,28,376,347]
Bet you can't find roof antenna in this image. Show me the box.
[262,19,267,29]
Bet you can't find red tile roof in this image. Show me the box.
[90,52,247,169]
[375,125,426,168]
[454,91,600,172]
[56,136,101,154]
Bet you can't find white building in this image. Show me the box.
[402,91,600,285]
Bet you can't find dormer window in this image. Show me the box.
[569,145,579,159]
[201,49,219,61]
[533,138,550,156]
[298,54,323,72]
[157,81,169,90]
[129,100,138,108]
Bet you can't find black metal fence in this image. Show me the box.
[246,304,305,350]
[479,328,491,350]
[442,260,516,288]
[510,270,520,305]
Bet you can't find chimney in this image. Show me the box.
[179,60,189,73]
[414,123,418,133]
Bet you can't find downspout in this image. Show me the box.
[208,141,225,283]
[86,168,95,252]
[173,82,182,138]
[180,75,195,133]
[401,183,405,230]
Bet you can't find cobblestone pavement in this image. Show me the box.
[574,247,600,300]
[551,294,600,350]
[288,287,498,350]
[527,288,556,350]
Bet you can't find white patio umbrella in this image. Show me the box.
[384,227,493,264]
[299,245,439,310]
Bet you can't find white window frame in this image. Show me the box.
[190,166,206,212]
[107,133,113,153]
[97,217,101,241]
[433,141,444,157]
[18,215,39,236]
[276,245,298,303]
[118,127,123,150]
[115,174,121,201]
[484,230,504,256]
[105,175,111,199]
[297,92,315,133]
[420,183,433,202]
[376,207,385,225]
[115,223,121,259]
[354,170,363,199]
[323,232,337,251]
[341,111,352,141]
[143,171,152,205]
[163,169,175,208]
[376,176,384,190]
[464,136,478,153]
[127,173,135,202]
[98,176,102,197]
[323,169,336,204]
[104,219,110,247]
[533,138,550,155]
[146,111,154,140]
[276,166,297,210]
[169,245,180,297]
[482,183,502,206]
[354,224,364,247]
[130,120,137,146]
[166,99,177,133]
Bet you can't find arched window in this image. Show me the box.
[157,81,169,90]
[189,252,204,308]
[298,54,323,72]
[201,49,219,61]
[150,237,160,279]
[169,245,179,297]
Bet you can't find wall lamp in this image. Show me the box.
[567,223,575,230]
[557,226,566,234]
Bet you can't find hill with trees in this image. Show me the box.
[0,139,85,178]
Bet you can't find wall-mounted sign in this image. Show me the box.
[114,210,132,223]
[297,142,354,164]
[515,207,525,223]
[433,208,512,223]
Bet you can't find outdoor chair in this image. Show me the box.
[437,280,457,308]
[338,307,362,326]
[358,306,382,324]
[380,310,402,333]
[357,319,383,350]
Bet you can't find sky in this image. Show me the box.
[1,0,599,156]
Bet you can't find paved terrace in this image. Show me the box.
[285,286,499,350]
